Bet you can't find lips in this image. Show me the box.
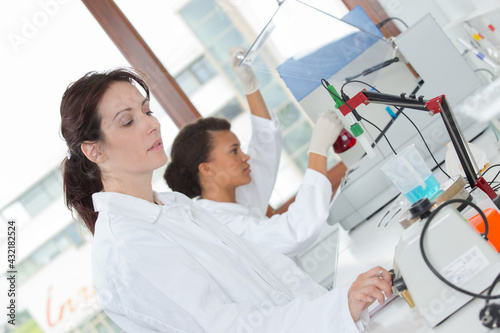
[148,139,163,151]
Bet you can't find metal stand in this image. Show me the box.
[338,90,498,201]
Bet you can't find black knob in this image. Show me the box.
[409,198,434,220]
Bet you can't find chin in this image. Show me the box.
[153,154,169,169]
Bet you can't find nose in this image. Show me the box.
[146,114,160,135]
[242,152,250,162]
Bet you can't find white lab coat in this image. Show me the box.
[197,115,331,257]
[92,191,369,332]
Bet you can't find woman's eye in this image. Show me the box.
[123,120,133,127]
[146,110,154,116]
[231,149,237,154]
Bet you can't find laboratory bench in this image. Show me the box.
[331,126,500,332]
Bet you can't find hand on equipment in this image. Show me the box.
[347,267,393,321]
[229,46,260,95]
[308,109,344,157]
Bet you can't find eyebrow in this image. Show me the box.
[113,98,149,121]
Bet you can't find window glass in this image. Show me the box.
[293,150,310,173]
[194,13,232,46]
[66,223,85,247]
[95,322,107,333]
[43,170,63,200]
[261,82,290,111]
[175,70,200,96]
[207,28,246,61]
[282,121,313,157]
[54,233,71,251]
[276,103,303,129]
[212,99,242,121]
[31,241,60,266]
[19,184,51,217]
[179,0,216,27]
[191,57,217,83]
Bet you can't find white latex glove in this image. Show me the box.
[308,110,344,157]
[229,46,259,95]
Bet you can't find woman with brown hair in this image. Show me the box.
[60,67,392,332]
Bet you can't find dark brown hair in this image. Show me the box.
[60,68,149,234]
[164,117,231,198]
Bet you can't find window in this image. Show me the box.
[174,56,217,96]
[16,223,85,285]
[0,310,43,333]
[194,12,232,46]
[17,168,63,217]
[212,99,243,121]
[178,0,216,28]
[69,310,122,333]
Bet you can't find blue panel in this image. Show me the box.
[276,6,383,101]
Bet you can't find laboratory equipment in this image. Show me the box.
[336,90,496,199]
[390,198,500,327]
[332,128,356,154]
[238,2,489,228]
[329,82,496,228]
[326,14,486,229]
[457,37,499,70]
[322,81,374,157]
[381,144,440,204]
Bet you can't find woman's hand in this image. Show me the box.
[229,46,259,95]
[348,266,393,321]
[308,109,343,157]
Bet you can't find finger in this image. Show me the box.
[357,266,390,281]
[353,275,393,299]
[350,289,377,307]
[370,276,393,298]
[362,285,388,305]
[350,290,373,304]
[377,270,393,286]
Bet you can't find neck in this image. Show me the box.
[102,172,155,203]
[201,185,237,203]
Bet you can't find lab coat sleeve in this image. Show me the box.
[111,228,364,333]
[235,114,281,215]
[227,168,332,257]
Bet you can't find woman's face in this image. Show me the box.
[205,130,251,189]
[96,81,168,178]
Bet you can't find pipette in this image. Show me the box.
[458,38,499,70]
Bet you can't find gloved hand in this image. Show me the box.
[308,109,344,157]
[229,46,259,95]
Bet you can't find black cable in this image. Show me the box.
[340,80,450,177]
[321,78,330,92]
[482,164,500,187]
[486,273,500,305]
[345,57,399,82]
[340,79,376,98]
[323,79,397,155]
[483,164,500,176]
[358,115,397,155]
[398,110,451,179]
[419,198,500,301]
[490,169,500,186]
[376,17,409,29]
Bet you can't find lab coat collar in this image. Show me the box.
[92,191,177,224]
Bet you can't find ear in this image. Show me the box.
[198,162,212,177]
[81,141,105,163]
